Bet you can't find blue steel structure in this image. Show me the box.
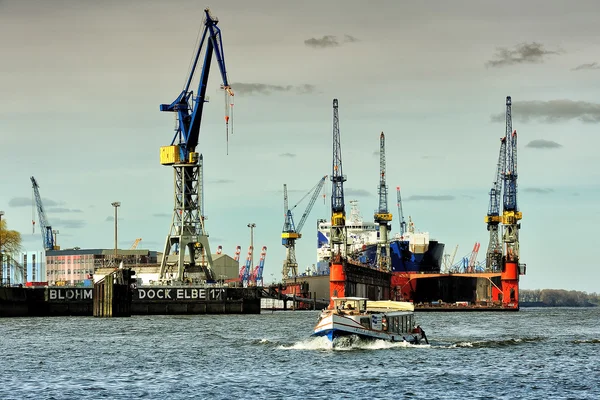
[396,186,406,236]
[330,99,347,254]
[30,176,55,251]
[158,8,234,283]
[281,176,327,278]
[501,96,522,266]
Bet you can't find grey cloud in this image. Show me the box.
[53,218,86,229]
[345,188,372,197]
[231,82,316,96]
[372,151,379,157]
[486,42,561,67]
[10,197,63,207]
[210,179,234,184]
[491,100,600,123]
[47,207,83,213]
[526,139,562,149]
[405,195,455,201]
[304,34,359,49]
[152,213,171,218]
[279,153,296,158]
[524,188,554,194]
[106,216,113,222]
[572,62,600,71]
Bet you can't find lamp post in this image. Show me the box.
[111,202,121,260]
[247,223,256,275]
[0,211,4,284]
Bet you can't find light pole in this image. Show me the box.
[111,202,121,260]
[247,223,256,276]
[0,211,4,284]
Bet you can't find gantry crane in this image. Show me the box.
[396,186,406,237]
[484,136,507,271]
[30,176,58,251]
[251,246,267,286]
[158,8,234,284]
[330,99,347,257]
[501,96,524,303]
[374,132,392,271]
[281,176,327,278]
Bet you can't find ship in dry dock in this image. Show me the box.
[281,96,526,311]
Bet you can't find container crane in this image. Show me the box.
[501,95,524,305]
[251,246,267,286]
[241,245,252,287]
[158,8,234,284]
[396,186,406,237]
[30,176,58,251]
[281,176,327,278]
[484,136,507,271]
[374,132,392,271]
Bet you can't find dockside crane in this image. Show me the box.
[31,176,58,251]
[281,176,327,278]
[501,96,524,303]
[251,246,267,286]
[330,99,347,257]
[484,136,507,271]
[374,132,392,271]
[158,8,234,284]
[396,186,406,237]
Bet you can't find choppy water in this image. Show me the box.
[1,307,599,399]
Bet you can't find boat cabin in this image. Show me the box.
[332,297,367,313]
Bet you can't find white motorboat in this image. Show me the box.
[313,297,428,347]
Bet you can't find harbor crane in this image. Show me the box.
[251,246,267,286]
[330,99,347,257]
[396,186,406,236]
[158,8,234,284]
[374,132,392,271]
[31,176,58,251]
[484,136,507,271]
[281,176,327,278]
[501,96,524,303]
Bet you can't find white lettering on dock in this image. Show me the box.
[49,288,92,301]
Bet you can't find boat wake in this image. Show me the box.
[277,335,431,351]
[448,336,545,349]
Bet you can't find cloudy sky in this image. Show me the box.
[1,0,599,292]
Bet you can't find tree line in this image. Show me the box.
[520,289,600,307]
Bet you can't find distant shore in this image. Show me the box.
[520,301,598,308]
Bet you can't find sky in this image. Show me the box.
[1,0,599,292]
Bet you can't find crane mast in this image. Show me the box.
[330,99,347,256]
[158,8,234,284]
[30,177,57,251]
[281,176,327,278]
[374,132,392,271]
[485,136,507,271]
[396,186,406,236]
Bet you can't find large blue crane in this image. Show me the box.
[374,132,392,271]
[281,176,327,278]
[484,136,507,271]
[330,99,347,255]
[158,8,234,284]
[30,176,57,251]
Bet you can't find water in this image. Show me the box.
[1,308,599,399]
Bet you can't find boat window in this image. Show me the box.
[359,317,370,329]
[393,317,399,333]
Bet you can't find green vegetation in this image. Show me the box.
[0,218,22,256]
[521,289,600,307]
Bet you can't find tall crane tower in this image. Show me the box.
[484,136,507,271]
[281,176,327,278]
[374,132,392,271]
[30,176,58,251]
[396,186,406,236]
[330,99,347,257]
[501,95,524,304]
[158,8,234,283]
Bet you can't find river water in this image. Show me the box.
[1,307,598,399]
